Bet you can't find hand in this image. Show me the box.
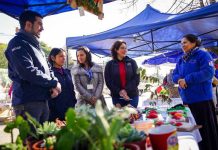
[55,82,62,94]
[89,97,97,106]
[51,88,59,98]
[119,90,130,101]
[115,103,122,108]
[178,79,187,89]
[119,89,126,97]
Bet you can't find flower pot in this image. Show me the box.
[123,138,146,150]
[25,136,38,150]
[32,140,53,150]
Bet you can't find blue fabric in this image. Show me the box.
[83,68,93,81]
[14,101,49,124]
[0,0,113,18]
[112,96,139,108]
[5,32,57,106]
[48,68,77,121]
[66,3,218,57]
[215,70,218,79]
[143,50,217,65]
[172,48,214,104]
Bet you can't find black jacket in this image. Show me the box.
[49,68,77,121]
[5,31,57,106]
[104,56,139,98]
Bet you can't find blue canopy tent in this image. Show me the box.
[142,50,218,65]
[0,0,113,18]
[66,3,218,58]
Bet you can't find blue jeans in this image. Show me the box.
[13,101,49,124]
[112,96,139,108]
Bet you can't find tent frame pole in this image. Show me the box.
[66,47,69,69]
[151,30,155,52]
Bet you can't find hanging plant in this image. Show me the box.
[67,0,104,19]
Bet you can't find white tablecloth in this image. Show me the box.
[142,98,202,150]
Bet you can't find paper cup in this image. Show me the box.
[149,125,178,150]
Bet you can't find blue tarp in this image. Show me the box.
[0,0,113,18]
[142,50,218,65]
[66,3,218,57]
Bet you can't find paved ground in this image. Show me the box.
[0,123,18,145]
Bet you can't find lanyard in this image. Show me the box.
[83,68,93,81]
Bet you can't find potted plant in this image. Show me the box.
[117,123,147,150]
[55,101,137,150]
[32,121,59,150]
[67,0,103,19]
[0,115,30,149]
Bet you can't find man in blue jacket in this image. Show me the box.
[5,11,61,123]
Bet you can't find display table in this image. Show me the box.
[141,98,202,150]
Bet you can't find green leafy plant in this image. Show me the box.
[0,136,26,150]
[37,122,60,139]
[76,0,102,15]
[117,124,146,143]
[0,115,31,149]
[56,101,135,150]
[4,116,30,142]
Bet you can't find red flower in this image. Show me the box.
[156,86,162,94]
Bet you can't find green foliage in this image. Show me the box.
[4,116,30,142]
[0,42,51,69]
[37,122,60,139]
[56,101,134,150]
[40,41,51,57]
[2,102,140,150]
[45,136,56,149]
[56,108,91,150]
[0,43,8,68]
[138,67,159,84]
[117,124,146,143]
[0,136,26,150]
[75,0,102,15]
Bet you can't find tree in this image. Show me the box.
[209,0,216,4]
[0,43,8,68]
[198,0,205,7]
[0,41,52,69]
[40,41,52,57]
[165,0,218,13]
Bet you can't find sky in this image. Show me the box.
[0,0,174,47]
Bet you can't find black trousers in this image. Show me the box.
[188,100,218,150]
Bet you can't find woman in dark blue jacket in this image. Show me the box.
[172,34,218,150]
[104,40,140,108]
[48,48,77,121]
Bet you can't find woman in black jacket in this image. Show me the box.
[48,48,77,121]
[104,40,140,108]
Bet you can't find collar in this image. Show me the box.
[17,29,39,47]
[53,67,65,75]
[115,56,130,62]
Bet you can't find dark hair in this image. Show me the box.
[48,48,65,66]
[110,40,127,60]
[76,46,93,68]
[19,10,43,29]
[183,34,201,47]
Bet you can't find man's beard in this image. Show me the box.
[30,27,40,38]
